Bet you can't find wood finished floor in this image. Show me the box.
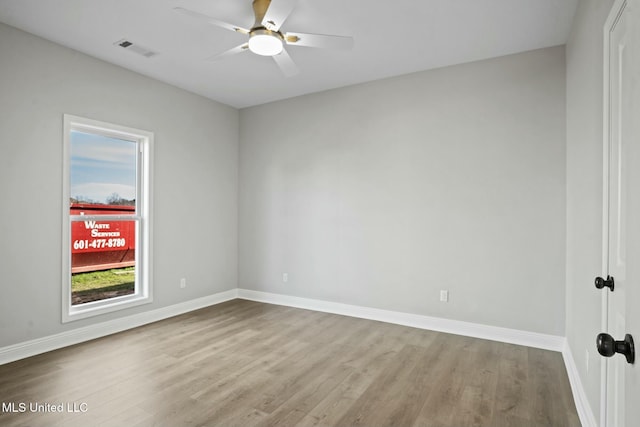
[0,299,580,427]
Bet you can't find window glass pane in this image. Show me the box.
[71,218,136,305]
[69,130,138,305]
[70,214,136,272]
[70,130,137,207]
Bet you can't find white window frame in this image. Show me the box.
[62,114,153,322]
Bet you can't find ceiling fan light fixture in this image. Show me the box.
[248,29,283,56]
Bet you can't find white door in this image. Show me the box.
[603,0,640,425]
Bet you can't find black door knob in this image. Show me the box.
[595,275,615,291]
[596,333,635,364]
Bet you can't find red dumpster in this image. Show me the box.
[70,203,136,273]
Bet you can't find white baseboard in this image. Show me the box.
[237,289,565,351]
[0,289,238,365]
[562,341,598,427]
[237,287,594,425]
[2,286,592,426]
[238,289,600,420]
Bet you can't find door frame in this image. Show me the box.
[601,0,628,425]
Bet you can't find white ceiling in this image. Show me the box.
[0,0,578,108]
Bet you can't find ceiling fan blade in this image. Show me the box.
[284,32,354,50]
[174,7,250,35]
[205,43,250,62]
[261,0,298,31]
[272,48,299,77]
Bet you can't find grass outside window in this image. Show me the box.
[71,267,135,305]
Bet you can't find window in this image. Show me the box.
[62,115,153,322]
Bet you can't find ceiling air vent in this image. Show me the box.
[114,39,158,58]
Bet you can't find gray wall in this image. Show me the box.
[565,0,614,418]
[239,46,567,335]
[0,16,574,351]
[0,22,239,347]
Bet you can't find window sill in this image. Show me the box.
[63,294,152,323]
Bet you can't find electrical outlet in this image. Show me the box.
[180,278,186,289]
[440,290,448,302]
[282,273,288,283]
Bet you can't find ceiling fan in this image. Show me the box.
[174,0,354,77]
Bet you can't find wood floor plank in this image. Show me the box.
[253,364,354,427]
[411,335,474,426]
[0,300,579,427]
[300,345,403,427]
[528,348,581,427]
[492,342,532,423]
[336,342,439,427]
[449,340,501,426]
